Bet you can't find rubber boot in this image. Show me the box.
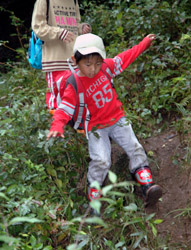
[134,167,162,207]
[87,186,102,216]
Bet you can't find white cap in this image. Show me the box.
[73,33,106,59]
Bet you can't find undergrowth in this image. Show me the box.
[0,64,164,250]
[0,0,191,249]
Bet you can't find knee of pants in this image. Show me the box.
[87,158,112,186]
[90,155,111,170]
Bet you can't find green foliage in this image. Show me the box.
[0,0,191,249]
[65,172,163,250]
[168,207,191,219]
[82,0,191,136]
[0,64,144,248]
[0,63,163,248]
[0,6,29,74]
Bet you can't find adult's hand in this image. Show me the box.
[65,31,76,43]
[82,24,91,34]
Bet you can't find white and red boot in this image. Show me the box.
[134,167,162,207]
[87,186,102,216]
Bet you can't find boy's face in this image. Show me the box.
[76,54,103,79]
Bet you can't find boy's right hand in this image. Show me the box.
[47,131,65,141]
[146,34,155,42]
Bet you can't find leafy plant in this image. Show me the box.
[1,0,191,249]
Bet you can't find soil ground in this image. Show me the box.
[143,128,191,249]
[111,128,191,249]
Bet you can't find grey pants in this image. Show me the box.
[87,117,148,186]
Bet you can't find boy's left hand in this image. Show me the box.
[47,131,64,141]
[147,34,155,42]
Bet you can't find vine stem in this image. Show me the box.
[74,205,91,248]
[0,209,9,237]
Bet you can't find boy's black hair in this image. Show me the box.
[74,51,103,64]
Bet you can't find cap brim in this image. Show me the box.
[78,47,106,59]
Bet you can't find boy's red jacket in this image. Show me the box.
[50,37,151,135]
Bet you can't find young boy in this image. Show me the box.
[47,33,162,208]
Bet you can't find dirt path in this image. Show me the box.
[143,129,191,248]
[111,128,191,248]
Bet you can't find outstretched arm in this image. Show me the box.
[105,34,156,77]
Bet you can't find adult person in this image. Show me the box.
[32,0,91,110]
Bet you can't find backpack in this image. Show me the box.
[57,62,114,136]
[27,0,49,69]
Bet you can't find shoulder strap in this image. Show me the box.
[66,72,89,137]
[66,74,77,92]
[67,58,76,73]
[46,0,49,22]
[73,73,90,138]
[72,73,86,130]
[101,62,114,88]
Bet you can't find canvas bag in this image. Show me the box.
[27,32,43,69]
[27,0,49,69]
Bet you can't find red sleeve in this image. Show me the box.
[50,84,77,134]
[104,36,151,77]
